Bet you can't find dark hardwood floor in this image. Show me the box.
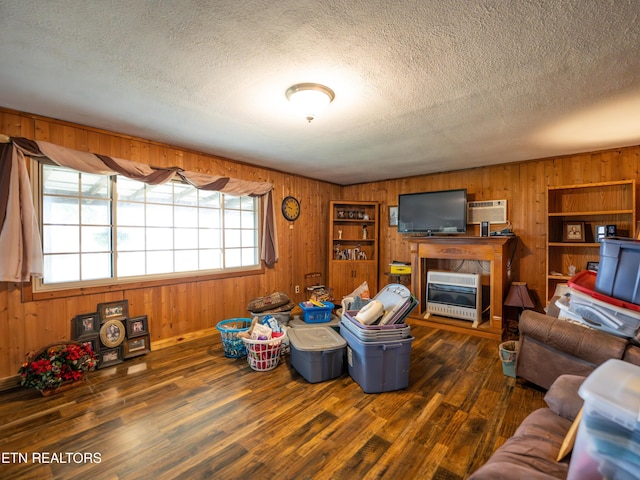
[0,324,546,480]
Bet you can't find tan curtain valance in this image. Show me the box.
[0,137,278,282]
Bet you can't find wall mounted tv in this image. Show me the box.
[398,188,467,235]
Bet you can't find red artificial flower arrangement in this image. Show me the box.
[19,342,97,391]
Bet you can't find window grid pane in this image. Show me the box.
[42,165,113,284]
[39,164,260,287]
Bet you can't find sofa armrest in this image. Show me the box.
[544,374,585,421]
[623,344,640,366]
[516,310,628,389]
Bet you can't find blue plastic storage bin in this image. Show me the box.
[289,326,346,383]
[339,321,414,393]
[595,238,640,305]
[299,301,334,323]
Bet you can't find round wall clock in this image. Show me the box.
[282,196,301,221]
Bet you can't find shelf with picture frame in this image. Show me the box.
[328,200,379,300]
[546,180,636,301]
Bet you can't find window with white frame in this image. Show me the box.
[36,163,260,288]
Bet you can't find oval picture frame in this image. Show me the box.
[100,319,126,348]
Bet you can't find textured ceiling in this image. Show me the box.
[2,0,640,185]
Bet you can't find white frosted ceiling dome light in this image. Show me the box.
[285,83,335,123]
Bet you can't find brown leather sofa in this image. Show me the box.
[516,310,640,389]
[469,373,584,479]
[469,310,640,479]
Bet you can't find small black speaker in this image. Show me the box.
[480,221,489,237]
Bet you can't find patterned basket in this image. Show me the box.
[216,318,252,358]
[241,331,287,371]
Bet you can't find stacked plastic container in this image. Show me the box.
[596,238,640,304]
[567,359,640,480]
[560,271,640,339]
[298,301,334,323]
[557,238,640,340]
[339,284,417,393]
[288,326,346,383]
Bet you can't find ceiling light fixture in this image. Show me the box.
[285,83,335,123]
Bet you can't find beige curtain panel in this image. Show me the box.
[0,137,278,282]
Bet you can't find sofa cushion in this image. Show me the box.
[544,374,585,421]
[468,408,571,479]
[247,292,291,313]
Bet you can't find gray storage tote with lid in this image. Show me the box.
[289,326,347,383]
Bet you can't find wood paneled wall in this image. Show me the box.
[343,147,640,309]
[0,109,341,381]
[2,107,640,383]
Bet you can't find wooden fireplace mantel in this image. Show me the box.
[409,236,516,340]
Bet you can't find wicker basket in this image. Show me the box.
[216,318,252,358]
[241,332,287,371]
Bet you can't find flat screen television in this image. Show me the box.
[398,188,467,235]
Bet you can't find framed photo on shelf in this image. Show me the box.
[563,221,585,242]
[389,206,398,227]
[586,261,599,272]
[98,346,123,369]
[72,312,100,339]
[123,334,151,359]
[126,315,149,338]
[97,300,129,323]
